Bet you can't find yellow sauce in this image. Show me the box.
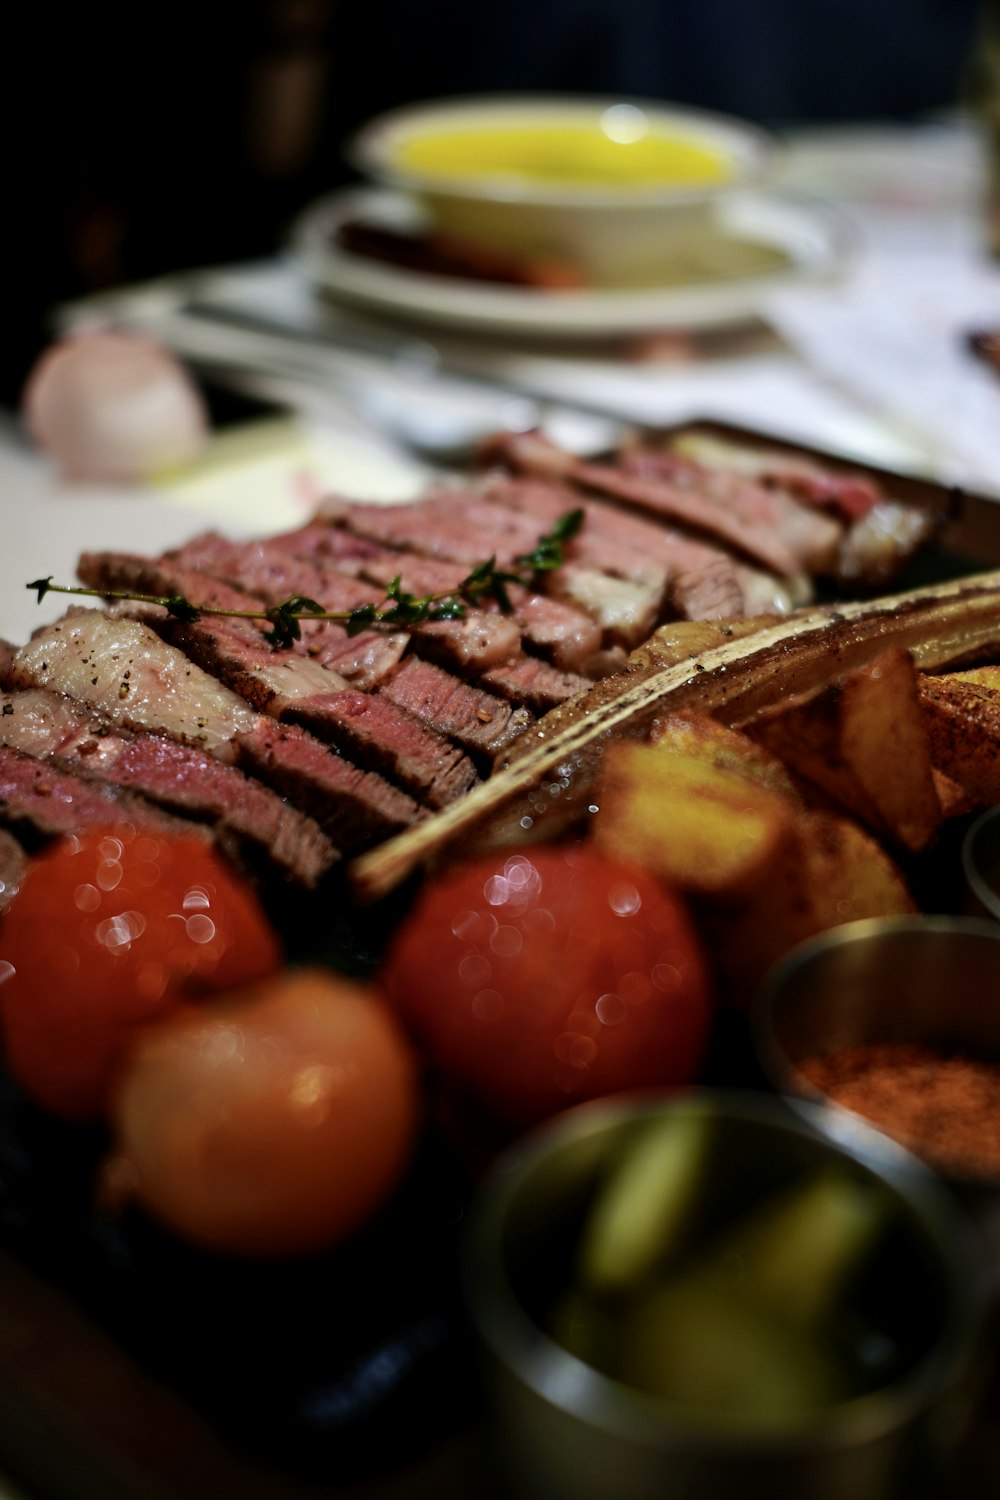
[394,119,734,190]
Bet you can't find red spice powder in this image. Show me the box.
[797,1041,1000,1181]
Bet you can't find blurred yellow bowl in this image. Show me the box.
[347,94,778,287]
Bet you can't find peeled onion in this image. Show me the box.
[22,328,208,483]
[107,967,422,1257]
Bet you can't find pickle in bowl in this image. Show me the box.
[462,1091,985,1500]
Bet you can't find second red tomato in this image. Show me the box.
[381,843,711,1127]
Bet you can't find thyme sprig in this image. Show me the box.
[27,508,584,650]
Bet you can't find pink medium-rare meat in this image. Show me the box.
[8,609,419,856]
[665,432,882,521]
[408,612,524,673]
[324,494,670,648]
[8,610,258,757]
[619,448,842,575]
[0,744,213,848]
[377,655,532,765]
[352,548,605,674]
[0,686,338,887]
[171,531,525,678]
[0,828,27,910]
[281,689,479,810]
[76,552,363,716]
[319,495,528,569]
[481,475,748,620]
[478,656,590,713]
[168,533,409,688]
[485,430,806,578]
[233,719,423,851]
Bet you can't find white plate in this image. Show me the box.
[291,185,855,339]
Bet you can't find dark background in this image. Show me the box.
[4,0,985,408]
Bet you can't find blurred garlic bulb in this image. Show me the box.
[22,329,209,483]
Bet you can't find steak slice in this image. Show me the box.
[619,447,842,576]
[355,547,606,674]
[9,610,420,857]
[0,744,212,848]
[169,533,409,688]
[324,496,653,654]
[479,656,590,713]
[378,655,532,765]
[76,553,358,717]
[282,689,479,810]
[233,719,423,853]
[0,687,338,888]
[0,827,27,910]
[482,475,749,621]
[9,610,258,757]
[484,430,811,578]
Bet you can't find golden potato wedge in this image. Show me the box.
[917,674,1000,807]
[648,712,801,802]
[703,809,917,1001]
[744,649,941,853]
[836,648,942,853]
[593,736,796,900]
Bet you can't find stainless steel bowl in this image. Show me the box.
[962,806,1000,923]
[462,1090,985,1500]
[754,915,1000,1191]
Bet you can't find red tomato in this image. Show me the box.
[381,843,711,1127]
[0,827,282,1121]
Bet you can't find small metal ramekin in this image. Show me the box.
[462,1089,985,1500]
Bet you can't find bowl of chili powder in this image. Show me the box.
[754,915,1000,1190]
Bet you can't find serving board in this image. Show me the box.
[2,421,1000,1500]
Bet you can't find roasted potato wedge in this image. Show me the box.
[703,809,917,999]
[744,648,941,853]
[593,729,797,900]
[835,648,942,853]
[917,674,1000,807]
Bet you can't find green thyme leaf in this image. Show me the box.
[164,594,201,623]
[27,577,54,604]
[345,602,378,637]
[515,507,584,573]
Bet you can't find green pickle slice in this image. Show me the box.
[549,1110,893,1427]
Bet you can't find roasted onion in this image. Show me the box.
[22,328,208,484]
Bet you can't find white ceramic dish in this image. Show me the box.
[291,184,855,339]
[348,95,776,286]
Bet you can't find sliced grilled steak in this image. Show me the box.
[482,475,749,620]
[0,827,27,910]
[0,744,212,848]
[76,553,362,716]
[0,687,338,888]
[324,495,665,648]
[282,689,479,810]
[169,532,528,679]
[619,448,843,575]
[169,533,410,688]
[233,719,423,851]
[378,655,532,765]
[479,656,590,713]
[666,432,881,521]
[483,429,815,579]
[9,610,422,857]
[9,610,258,757]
